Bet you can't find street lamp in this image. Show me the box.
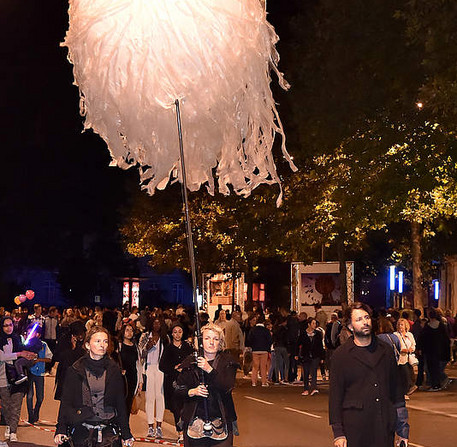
[389,266,396,291]
[398,271,404,294]
[433,280,440,302]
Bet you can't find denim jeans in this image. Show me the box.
[302,358,320,391]
[273,346,289,382]
[27,374,44,423]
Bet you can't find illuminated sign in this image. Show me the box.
[132,282,140,308]
[123,282,130,306]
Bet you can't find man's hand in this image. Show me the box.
[334,436,347,447]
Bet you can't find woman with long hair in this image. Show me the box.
[176,323,239,447]
[159,323,193,442]
[0,316,37,441]
[138,317,169,439]
[54,326,134,447]
[296,317,324,396]
[119,323,142,417]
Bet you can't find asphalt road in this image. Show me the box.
[10,367,457,447]
[234,372,457,447]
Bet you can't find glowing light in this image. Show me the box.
[132,282,140,308]
[25,322,40,345]
[398,271,404,294]
[123,282,130,306]
[433,280,440,301]
[389,265,396,291]
[416,102,423,109]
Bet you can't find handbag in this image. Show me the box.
[131,391,145,415]
[187,417,228,441]
[407,352,419,366]
[398,333,419,366]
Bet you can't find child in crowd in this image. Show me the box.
[14,323,44,384]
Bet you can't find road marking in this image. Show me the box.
[283,407,322,419]
[407,404,457,419]
[244,396,274,405]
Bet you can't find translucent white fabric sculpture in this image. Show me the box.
[63,0,296,202]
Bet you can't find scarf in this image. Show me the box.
[83,353,110,378]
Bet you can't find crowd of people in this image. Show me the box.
[0,300,453,447]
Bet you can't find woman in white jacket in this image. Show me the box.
[394,318,417,398]
[138,317,169,439]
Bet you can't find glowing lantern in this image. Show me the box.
[19,294,27,303]
[25,290,35,300]
[14,296,21,306]
[63,0,296,204]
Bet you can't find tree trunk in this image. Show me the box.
[337,237,348,306]
[245,260,254,311]
[411,220,426,311]
[231,267,237,314]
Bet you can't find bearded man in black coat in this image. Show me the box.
[329,303,409,447]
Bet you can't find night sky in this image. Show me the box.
[1,1,140,269]
[0,1,297,299]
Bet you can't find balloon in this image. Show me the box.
[25,290,35,300]
[19,294,27,303]
[14,296,21,306]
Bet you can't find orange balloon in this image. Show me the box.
[14,296,21,306]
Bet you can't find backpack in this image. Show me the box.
[336,324,351,347]
[324,322,334,349]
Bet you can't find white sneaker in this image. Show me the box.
[4,426,10,440]
[310,389,319,396]
[147,427,155,438]
[9,433,17,442]
[155,427,163,439]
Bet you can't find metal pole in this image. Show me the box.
[175,99,213,432]
[174,99,201,338]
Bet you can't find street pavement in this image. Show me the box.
[8,366,457,447]
[234,365,457,447]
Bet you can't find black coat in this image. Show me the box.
[175,352,238,425]
[297,330,325,361]
[159,341,193,412]
[417,322,451,362]
[246,325,272,352]
[329,337,404,447]
[55,356,132,440]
